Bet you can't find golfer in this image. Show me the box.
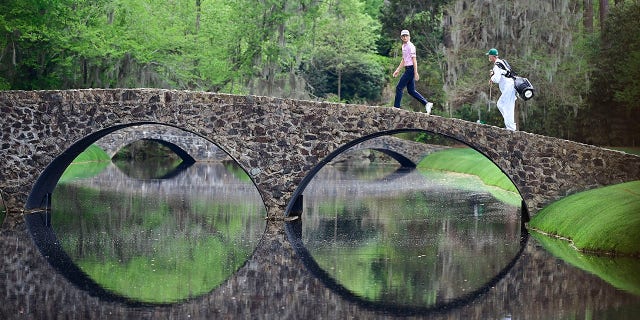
[393,29,433,114]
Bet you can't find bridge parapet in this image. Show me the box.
[1,89,639,229]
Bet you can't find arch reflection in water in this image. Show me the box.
[112,139,195,180]
[287,139,526,314]
[49,159,267,304]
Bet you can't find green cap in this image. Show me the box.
[486,48,498,56]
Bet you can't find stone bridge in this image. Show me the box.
[2,89,640,230]
[94,124,439,167]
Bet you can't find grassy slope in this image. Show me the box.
[528,180,640,256]
[418,147,518,192]
[58,144,111,183]
[71,144,111,163]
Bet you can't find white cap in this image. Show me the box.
[400,30,410,36]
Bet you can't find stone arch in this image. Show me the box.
[23,121,267,304]
[284,129,525,219]
[119,138,196,165]
[283,128,530,315]
[334,135,448,169]
[94,123,229,161]
[25,121,251,211]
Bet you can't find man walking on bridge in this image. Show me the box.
[487,48,517,131]
[393,29,433,114]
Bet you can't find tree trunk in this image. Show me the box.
[195,0,201,33]
[337,68,342,101]
[599,0,609,32]
[584,0,593,33]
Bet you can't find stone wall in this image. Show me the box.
[1,89,639,229]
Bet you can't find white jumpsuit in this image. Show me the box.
[491,58,517,131]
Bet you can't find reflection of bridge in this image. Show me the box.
[333,135,448,168]
[2,222,638,318]
[2,89,640,229]
[72,162,459,203]
[2,89,640,318]
[66,162,263,201]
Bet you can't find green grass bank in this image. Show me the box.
[59,144,111,183]
[529,180,640,256]
[417,147,518,193]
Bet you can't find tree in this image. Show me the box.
[581,1,640,146]
[310,0,381,102]
[594,1,640,109]
[584,0,594,33]
[379,0,446,56]
[599,0,609,32]
[0,0,80,89]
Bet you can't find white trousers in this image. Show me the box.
[497,85,517,131]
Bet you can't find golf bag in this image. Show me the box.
[495,60,535,101]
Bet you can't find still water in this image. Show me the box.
[51,161,267,304]
[4,156,640,319]
[293,163,523,312]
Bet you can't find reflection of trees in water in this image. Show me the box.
[300,164,522,307]
[50,162,266,303]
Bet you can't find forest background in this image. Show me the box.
[1,0,638,147]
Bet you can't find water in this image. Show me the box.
[50,161,267,304]
[292,164,523,312]
[2,158,640,319]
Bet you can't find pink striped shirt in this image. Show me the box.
[402,41,416,66]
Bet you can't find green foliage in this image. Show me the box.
[597,2,640,108]
[305,53,385,103]
[1,0,637,142]
[578,1,640,145]
[0,0,76,89]
[379,0,446,55]
[529,180,640,256]
[454,103,504,128]
[302,0,383,102]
